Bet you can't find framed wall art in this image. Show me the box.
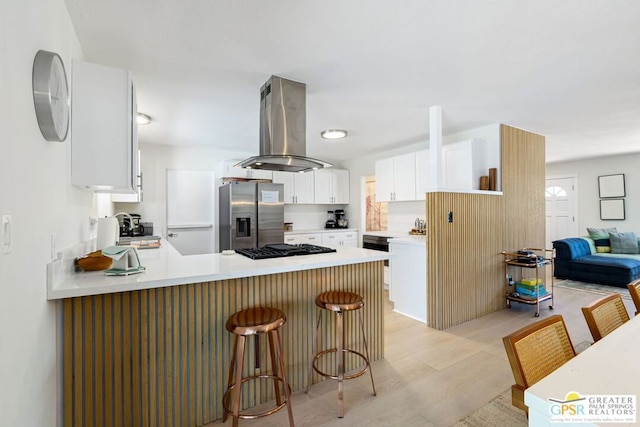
[598,174,625,198]
[600,199,625,220]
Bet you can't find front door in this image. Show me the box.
[545,176,578,249]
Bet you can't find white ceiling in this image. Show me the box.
[64,0,640,165]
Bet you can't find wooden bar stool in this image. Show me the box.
[223,306,294,427]
[306,290,376,418]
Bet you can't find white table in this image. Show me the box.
[525,316,640,426]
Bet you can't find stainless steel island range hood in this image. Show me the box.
[235,75,332,173]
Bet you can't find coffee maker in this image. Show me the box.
[334,209,348,228]
[115,212,145,237]
[325,211,336,229]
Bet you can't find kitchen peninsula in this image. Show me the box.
[48,242,387,427]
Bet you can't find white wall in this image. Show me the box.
[546,152,640,235]
[0,1,87,424]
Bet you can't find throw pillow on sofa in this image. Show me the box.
[609,231,638,254]
[587,227,618,253]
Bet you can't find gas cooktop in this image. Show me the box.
[235,243,337,260]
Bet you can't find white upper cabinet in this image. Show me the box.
[218,161,273,180]
[441,138,486,191]
[374,157,394,202]
[71,60,138,193]
[314,168,349,204]
[415,149,429,200]
[112,150,142,202]
[375,138,489,200]
[375,153,416,202]
[393,153,417,201]
[272,171,315,204]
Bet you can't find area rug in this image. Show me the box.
[554,279,631,300]
[453,341,591,427]
[453,389,527,427]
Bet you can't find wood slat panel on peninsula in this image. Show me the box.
[62,261,384,427]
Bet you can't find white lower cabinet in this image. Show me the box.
[285,230,357,248]
[284,235,300,244]
[389,238,426,323]
[321,231,358,248]
[284,233,321,245]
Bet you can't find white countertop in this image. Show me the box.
[47,240,389,300]
[389,235,427,245]
[285,228,358,234]
[361,231,408,238]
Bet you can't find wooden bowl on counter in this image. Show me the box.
[76,250,113,271]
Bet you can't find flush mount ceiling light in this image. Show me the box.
[136,113,152,125]
[321,129,348,140]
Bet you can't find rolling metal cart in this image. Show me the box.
[502,248,554,317]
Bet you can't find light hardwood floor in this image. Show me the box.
[206,285,636,427]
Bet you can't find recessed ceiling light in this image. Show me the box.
[321,129,347,140]
[137,113,152,125]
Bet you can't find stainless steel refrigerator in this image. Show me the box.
[219,182,285,250]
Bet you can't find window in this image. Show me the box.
[545,186,567,198]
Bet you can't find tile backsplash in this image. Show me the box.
[386,201,426,233]
[282,200,424,234]
[284,204,348,231]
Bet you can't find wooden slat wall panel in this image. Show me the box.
[62,261,384,427]
[501,124,546,251]
[147,289,157,427]
[63,299,73,427]
[426,125,545,330]
[426,192,504,329]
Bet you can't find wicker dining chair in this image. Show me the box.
[502,315,576,415]
[581,293,630,342]
[627,280,640,316]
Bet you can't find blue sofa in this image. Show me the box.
[553,237,640,287]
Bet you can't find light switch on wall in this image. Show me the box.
[2,214,12,254]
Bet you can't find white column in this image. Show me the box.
[428,105,443,190]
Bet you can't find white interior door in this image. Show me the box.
[546,176,578,249]
[166,170,216,255]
